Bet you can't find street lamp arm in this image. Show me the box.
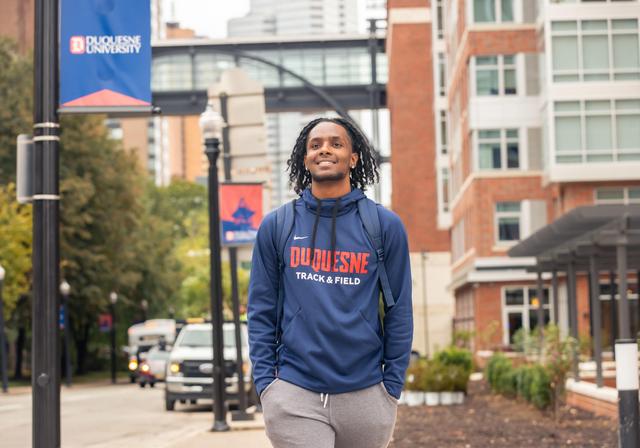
[203,48,353,122]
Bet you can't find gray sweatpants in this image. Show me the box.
[260,379,397,448]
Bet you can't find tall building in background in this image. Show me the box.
[228,0,390,206]
[229,0,358,37]
[388,0,640,353]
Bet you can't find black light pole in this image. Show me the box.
[219,93,252,422]
[109,292,118,385]
[59,281,72,388]
[0,265,8,393]
[33,0,61,444]
[200,102,229,432]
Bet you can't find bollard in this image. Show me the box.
[615,339,639,448]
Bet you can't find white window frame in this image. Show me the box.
[594,186,640,204]
[473,54,518,96]
[495,201,521,245]
[475,128,520,171]
[550,18,640,83]
[553,99,640,164]
[502,286,553,347]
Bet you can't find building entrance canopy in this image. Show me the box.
[508,204,640,389]
[509,205,640,271]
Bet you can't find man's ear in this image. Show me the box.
[350,152,359,168]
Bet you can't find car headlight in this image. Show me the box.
[169,362,181,374]
[140,363,150,373]
[128,359,138,371]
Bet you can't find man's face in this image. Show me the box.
[303,121,359,185]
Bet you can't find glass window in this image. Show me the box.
[475,55,517,96]
[551,18,640,82]
[501,0,514,22]
[477,129,519,170]
[596,187,640,204]
[473,0,513,23]
[596,188,625,202]
[554,100,640,163]
[503,287,552,346]
[442,167,450,212]
[474,0,496,23]
[440,111,448,154]
[496,201,521,242]
[506,289,524,305]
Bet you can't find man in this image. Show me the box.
[248,118,413,448]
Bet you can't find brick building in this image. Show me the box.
[387,0,640,351]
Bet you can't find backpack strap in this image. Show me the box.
[274,199,296,345]
[357,198,396,309]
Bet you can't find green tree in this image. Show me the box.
[0,38,32,184]
[0,183,32,320]
[173,209,249,319]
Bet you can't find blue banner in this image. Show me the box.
[59,0,152,113]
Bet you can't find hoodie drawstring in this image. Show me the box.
[309,197,322,264]
[329,198,340,271]
[309,196,341,270]
[320,393,329,408]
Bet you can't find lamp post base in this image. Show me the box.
[211,420,230,432]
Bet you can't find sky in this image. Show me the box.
[169,0,374,39]
[170,0,251,38]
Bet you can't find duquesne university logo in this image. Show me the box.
[69,35,143,55]
[70,36,85,54]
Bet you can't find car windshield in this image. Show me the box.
[177,327,246,348]
[178,329,212,347]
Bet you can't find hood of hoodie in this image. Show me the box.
[301,188,365,217]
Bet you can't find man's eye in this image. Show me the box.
[333,142,342,147]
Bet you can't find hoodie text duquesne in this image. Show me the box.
[289,246,370,274]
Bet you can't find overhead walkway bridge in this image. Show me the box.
[151,33,387,116]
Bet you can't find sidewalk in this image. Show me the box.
[171,412,271,448]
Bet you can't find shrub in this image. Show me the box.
[485,353,512,393]
[434,346,473,375]
[485,353,552,410]
[405,358,427,391]
[529,365,551,409]
[422,361,443,392]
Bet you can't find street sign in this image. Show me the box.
[219,183,263,246]
[59,0,152,114]
[98,314,113,333]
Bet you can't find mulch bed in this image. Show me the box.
[390,380,617,447]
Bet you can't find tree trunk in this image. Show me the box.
[12,326,25,380]
[74,323,90,375]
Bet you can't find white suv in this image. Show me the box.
[164,322,253,411]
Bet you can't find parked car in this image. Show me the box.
[138,345,171,388]
[164,322,253,411]
[126,319,177,383]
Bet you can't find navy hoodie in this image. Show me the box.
[248,188,413,399]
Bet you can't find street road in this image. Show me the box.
[1,382,269,447]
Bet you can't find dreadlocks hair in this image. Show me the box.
[286,117,380,195]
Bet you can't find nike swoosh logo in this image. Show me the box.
[293,236,309,240]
